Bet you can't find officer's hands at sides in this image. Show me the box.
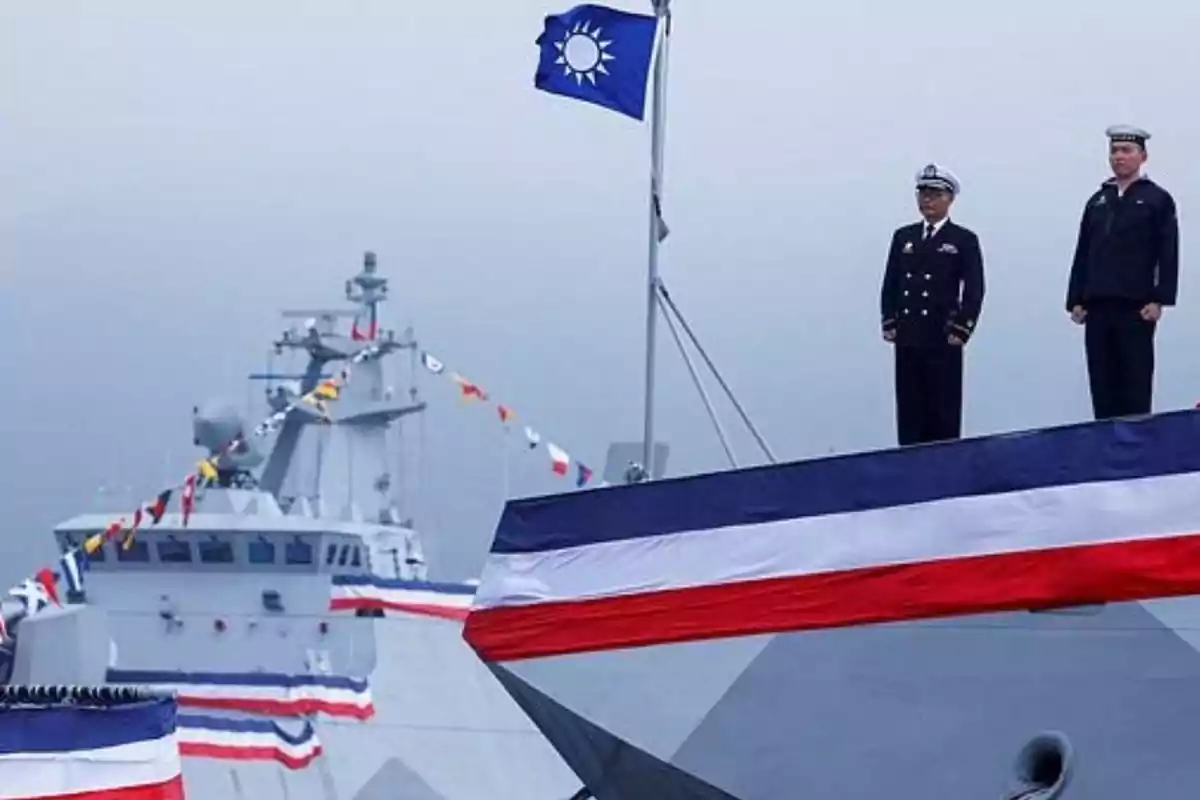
[882,318,896,343]
[880,328,965,345]
[1070,303,1163,324]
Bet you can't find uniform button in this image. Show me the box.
[924,273,931,280]
[906,272,912,279]
[921,309,928,316]
[903,290,909,296]
[903,309,910,315]
[922,291,928,297]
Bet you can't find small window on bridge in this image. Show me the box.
[337,545,351,567]
[325,543,338,566]
[199,539,235,564]
[350,547,362,568]
[157,539,193,564]
[249,539,276,565]
[285,538,313,566]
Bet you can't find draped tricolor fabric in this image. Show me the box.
[176,715,321,770]
[465,410,1200,661]
[0,698,184,800]
[328,575,476,620]
[106,669,373,720]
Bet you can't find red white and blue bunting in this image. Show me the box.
[177,714,322,770]
[328,574,476,621]
[106,669,375,721]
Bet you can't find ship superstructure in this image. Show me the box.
[1,253,579,799]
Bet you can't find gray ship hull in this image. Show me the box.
[485,598,1200,798]
[465,409,1200,798]
[315,609,579,799]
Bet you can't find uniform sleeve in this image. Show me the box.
[880,230,900,332]
[1153,191,1180,306]
[949,232,985,342]
[1066,200,1092,311]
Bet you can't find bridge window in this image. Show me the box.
[285,538,313,566]
[337,545,351,567]
[199,539,235,564]
[116,540,149,563]
[249,539,276,565]
[325,543,338,566]
[350,547,362,568]
[157,539,193,564]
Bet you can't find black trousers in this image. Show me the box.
[1084,306,1156,420]
[894,344,964,446]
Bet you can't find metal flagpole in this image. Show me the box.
[640,0,672,479]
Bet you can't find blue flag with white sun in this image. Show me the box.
[534,4,659,121]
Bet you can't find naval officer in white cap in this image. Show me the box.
[1066,124,1179,420]
[879,163,986,446]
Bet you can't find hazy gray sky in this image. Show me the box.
[2,0,1198,585]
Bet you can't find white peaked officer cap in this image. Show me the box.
[1106,124,1151,147]
[914,163,960,195]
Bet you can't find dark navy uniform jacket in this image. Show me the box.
[1066,177,1179,310]
[880,220,985,347]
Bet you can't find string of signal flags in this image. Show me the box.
[0,340,602,639]
[0,343,384,638]
[416,350,599,489]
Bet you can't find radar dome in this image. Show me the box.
[191,399,264,471]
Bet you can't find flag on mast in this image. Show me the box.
[533,1,672,481]
[533,4,660,120]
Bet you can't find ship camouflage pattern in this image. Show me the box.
[0,254,578,800]
[465,409,1200,799]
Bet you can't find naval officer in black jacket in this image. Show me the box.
[1066,124,1179,420]
[880,164,985,446]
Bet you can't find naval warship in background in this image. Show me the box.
[0,253,580,799]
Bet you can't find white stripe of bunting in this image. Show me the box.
[473,471,1200,610]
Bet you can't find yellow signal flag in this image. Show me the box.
[197,459,219,482]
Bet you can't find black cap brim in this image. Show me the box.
[1109,134,1146,146]
[916,180,956,193]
